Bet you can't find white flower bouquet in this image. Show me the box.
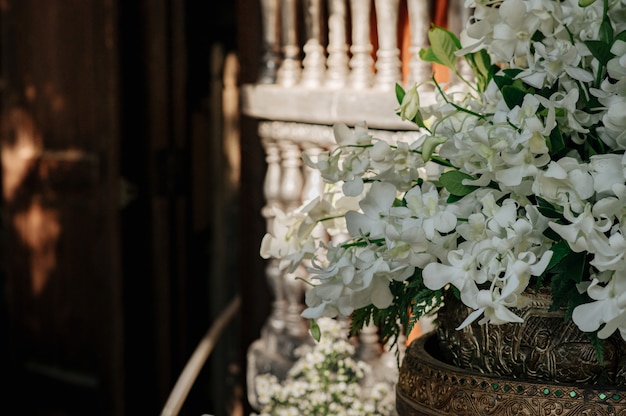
[261,0,626,356]
[252,318,395,416]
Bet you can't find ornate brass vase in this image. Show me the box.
[396,290,626,415]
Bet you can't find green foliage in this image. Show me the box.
[420,135,448,163]
[588,332,605,364]
[395,83,428,130]
[349,272,444,359]
[309,319,321,342]
[535,196,564,219]
[615,30,626,43]
[465,49,495,92]
[586,40,613,65]
[547,123,567,156]
[395,82,405,104]
[420,25,462,71]
[599,13,614,44]
[547,248,589,317]
[439,170,478,197]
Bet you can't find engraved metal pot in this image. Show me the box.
[436,288,626,385]
[396,289,626,415]
[396,334,626,416]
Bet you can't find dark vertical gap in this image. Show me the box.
[118,1,159,414]
[180,1,241,415]
[235,0,272,415]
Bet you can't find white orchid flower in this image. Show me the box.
[537,89,590,135]
[532,157,594,213]
[456,288,525,329]
[490,0,540,63]
[260,207,317,272]
[518,39,593,88]
[590,154,625,197]
[397,83,420,122]
[608,40,626,80]
[384,223,433,268]
[549,203,612,254]
[404,182,458,239]
[572,273,626,339]
[590,231,626,271]
[373,141,426,191]
[592,183,626,221]
[334,122,373,147]
[345,181,398,239]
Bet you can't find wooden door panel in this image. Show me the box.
[1,1,123,415]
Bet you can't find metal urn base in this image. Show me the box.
[435,290,626,386]
[396,333,626,416]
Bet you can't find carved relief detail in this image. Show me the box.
[397,335,626,416]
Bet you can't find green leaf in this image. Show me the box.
[466,49,493,91]
[502,85,527,109]
[502,68,524,78]
[419,46,442,65]
[615,30,626,43]
[493,69,524,91]
[350,272,445,363]
[545,240,571,270]
[421,135,447,162]
[548,124,566,156]
[439,170,478,196]
[412,110,427,130]
[600,15,614,45]
[588,332,605,365]
[578,0,597,6]
[548,249,588,316]
[446,193,464,204]
[427,25,462,71]
[472,49,491,78]
[309,319,321,342]
[585,40,614,65]
[395,83,405,105]
[536,196,564,219]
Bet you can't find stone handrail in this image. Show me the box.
[242,0,469,129]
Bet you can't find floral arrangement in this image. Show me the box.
[252,318,395,416]
[261,0,626,355]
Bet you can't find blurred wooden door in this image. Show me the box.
[0,1,125,415]
[0,1,200,415]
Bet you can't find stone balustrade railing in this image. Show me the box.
[242,0,469,129]
[243,0,463,410]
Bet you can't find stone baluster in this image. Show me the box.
[407,0,433,86]
[348,0,374,89]
[376,322,405,384]
[260,135,288,337]
[258,0,282,84]
[374,0,402,89]
[325,0,349,88]
[300,144,325,204]
[277,0,302,86]
[278,139,308,337]
[301,0,326,87]
[279,140,305,212]
[357,322,383,362]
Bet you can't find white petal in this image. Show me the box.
[572,301,609,332]
[370,277,394,309]
[422,262,464,290]
[456,308,485,330]
[565,66,594,83]
[342,177,364,196]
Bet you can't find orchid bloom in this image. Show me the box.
[572,272,626,340]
